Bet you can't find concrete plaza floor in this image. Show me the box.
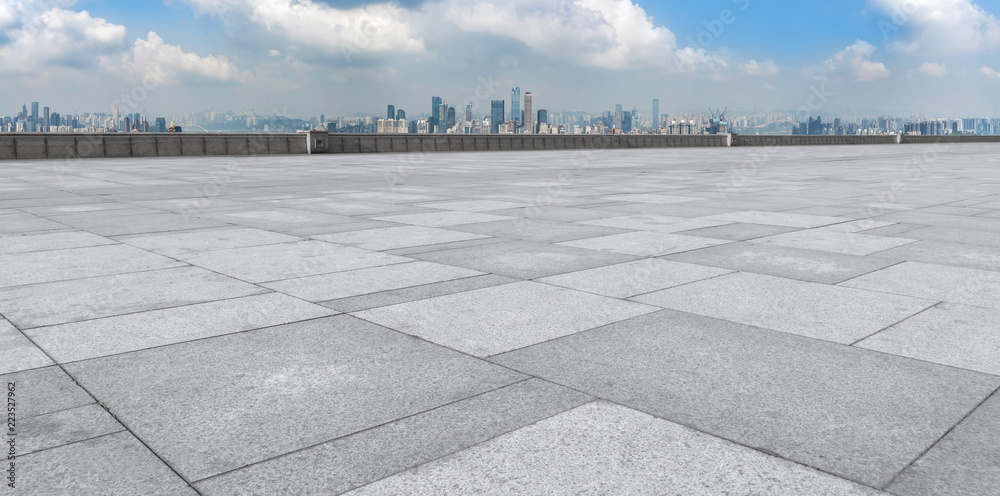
[2,143,1000,495]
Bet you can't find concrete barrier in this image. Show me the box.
[1,132,998,161]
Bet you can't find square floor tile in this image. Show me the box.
[887,391,1000,496]
[578,214,732,233]
[634,272,936,344]
[872,240,1000,272]
[0,266,265,328]
[447,218,631,243]
[750,229,916,256]
[195,380,591,495]
[313,225,487,251]
[18,432,197,495]
[345,402,884,495]
[373,211,516,227]
[184,240,411,283]
[841,261,1000,309]
[674,222,802,241]
[702,210,849,228]
[0,231,115,255]
[263,261,482,301]
[558,231,731,257]
[0,318,53,374]
[117,227,301,258]
[25,293,336,363]
[0,244,184,288]
[664,242,900,284]
[411,240,639,279]
[19,403,123,456]
[65,316,526,482]
[537,259,731,298]
[856,303,1000,375]
[355,281,657,357]
[492,310,1000,487]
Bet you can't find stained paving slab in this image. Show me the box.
[1,143,999,494]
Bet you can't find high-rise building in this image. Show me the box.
[430,96,442,132]
[523,92,533,134]
[30,102,38,132]
[537,109,547,133]
[387,105,395,120]
[396,109,405,120]
[652,99,660,130]
[437,102,448,133]
[490,100,505,134]
[446,106,456,129]
[613,104,622,131]
[464,104,473,123]
[511,87,521,127]
[113,107,120,130]
[154,118,167,133]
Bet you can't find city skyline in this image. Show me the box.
[2,1,1000,116]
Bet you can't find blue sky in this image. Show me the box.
[2,0,1000,117]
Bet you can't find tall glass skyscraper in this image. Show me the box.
[387,105,395,120]
[523,92,533,134]
[490,100,504,134]
[431,96,442,132]
[511,87,521,128]
[652,99,660,130]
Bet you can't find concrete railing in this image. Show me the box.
[0,131,997,161]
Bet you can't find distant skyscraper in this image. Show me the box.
[523,92,533,134]
[490,100,505,134]
[446,106,456,129]
[537,109,547,130]
[652,99,660,130]
[30,102,38,132]
[42,107,49,132]
[613,104,622,130]
[396,109,405,120]
[437,102,448,133]
[464,104,473,123]
[511,87,521,127]
[387,105,395,120]
[431,96,442,132]
[154,118,167,133]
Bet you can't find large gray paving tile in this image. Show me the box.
[196,379,592,495]
[0,266,265,328]
[373,211,516,227]
[702,210,850,228]
[0,213,67,234]
[25,292,335,363]
[663,242,900,284]
[18,404,124,456]
[65,315,526,482]
[487,205,622,222]
[0,366,93,419]
[16,432,197,495]
[898,226,1000,248]
[598,193,705,204]
[674,222,802,241]
[355,281,658,357]
[116,227,302,258]
[0,231,115,255]
[750,228,916,256]
[418,199,530,211]
[447,218,632,243]
[537,259,731,298]
[492,310,1000,488]
[382,237,508,256]
[558,231,731,257]
[264,261,481,301]
[577,213,732,233]
[183,240,411,283]
[410,240,639,279]
[313,225,488,251]
[873,240,1000,272]
[49,211,228,236]
[856,303,1000,375]
[874,211,1000,232]
[0,244,184,288]
[320,274,518,313]
[345,401,883,496]
[199,208,356,231]
[634,272,936,344]
[0,319,52,374]
[887,390,1000,496]
[841,261,1000,309]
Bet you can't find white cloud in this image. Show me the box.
[441,0,678,70]
[0,6,127,73]
[870,0,1000,53]
[673,47,729,75]
[103,31,253,84]
[179,0,425,57]
[807,40,890,81]
[981,66,1000,80]
[915,61,947,77]
[741,59,779,76]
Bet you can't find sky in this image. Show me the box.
[2,0,1000,118]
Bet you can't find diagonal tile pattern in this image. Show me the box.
[2,144,1000,494]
